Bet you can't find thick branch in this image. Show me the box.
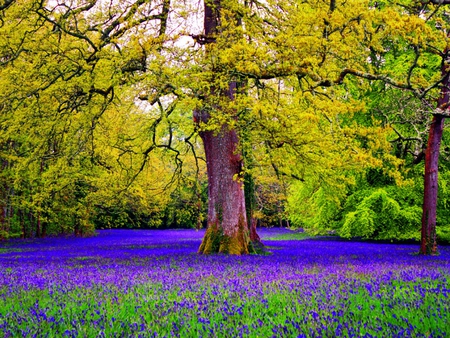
[61,1,97,19]
[159,0,170,37]
[0,0,13,11]
[138,84,176,105]
[100,0,168,44]
[428,0,450,4]
[321,68,415,91]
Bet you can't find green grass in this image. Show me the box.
[1,277,449,337]
[263,232,311,241]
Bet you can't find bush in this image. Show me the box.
[437,226,450,245]
[339,189,421,241]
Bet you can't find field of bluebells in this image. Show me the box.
[0,228,449,337]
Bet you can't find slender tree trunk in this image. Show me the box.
[36,211,41,238]
[244,172,261,242]
[0,158,7,240]
[74,217,81,236]
[20,209,25,239]
[197,0,253,254]
[35,159,44,238]
[195,181,203,230]
[420,48,450,255]
[421,115,444,255]
[28,211,34,238]
[41,220,47,238]
[0,205,5,240]
[421,116,445,254]
[34,213,40,238]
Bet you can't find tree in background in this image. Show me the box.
[0,0,178,238]
[365,0,450,254]
[191,0,439,253]
[286,0,450,254]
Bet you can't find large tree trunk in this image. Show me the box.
[197,0,253,254]
[420,48,449,255]
[197,125,251,254]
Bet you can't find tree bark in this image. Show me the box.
[421,115,444,255]
[244,172,261,242]
[35,211,41,238]
[197,124,251,254]
[197,0,253,254]
[420,49,449,255]
[20,209,25,239]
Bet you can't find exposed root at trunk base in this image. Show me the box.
[420,232,438,255]
[198,222,250,255]
[198,221,268,255]
[249,240,268,255]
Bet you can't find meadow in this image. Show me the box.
[0,228,449,337]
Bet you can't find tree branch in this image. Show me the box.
[34,10,98,53]
[0,0,14,11]
[428,0,450,4]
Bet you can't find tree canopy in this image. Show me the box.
[1,0,450,254]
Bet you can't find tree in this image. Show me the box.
[194,0,252,254]
[280,0,450,255]
[193,0,411,254]
[421,47,449,254]
[369,0,450,254]
[0,0,176,238]
[194,0,370,253]
[2,0,450,257]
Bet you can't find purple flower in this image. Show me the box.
[0,229,449,337]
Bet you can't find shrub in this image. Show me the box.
[339,189,421,241]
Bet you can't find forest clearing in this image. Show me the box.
[2,0,450,336]
[1,228,449,337]
[3,0,450,255]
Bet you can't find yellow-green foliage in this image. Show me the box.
[0,0,191,236]
[287,177,348,234]
[1,0,449,239]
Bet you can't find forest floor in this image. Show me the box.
[0,228,449,337]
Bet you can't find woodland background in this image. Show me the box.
[1,0,450,245]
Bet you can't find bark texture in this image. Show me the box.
[196,80,251,254]
[197,125,250,254]
[197,0,255,254]
[420,49,449,255]
[244,172,261,243]
[421,115,444,254]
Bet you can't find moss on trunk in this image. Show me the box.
[198,216,251,255]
